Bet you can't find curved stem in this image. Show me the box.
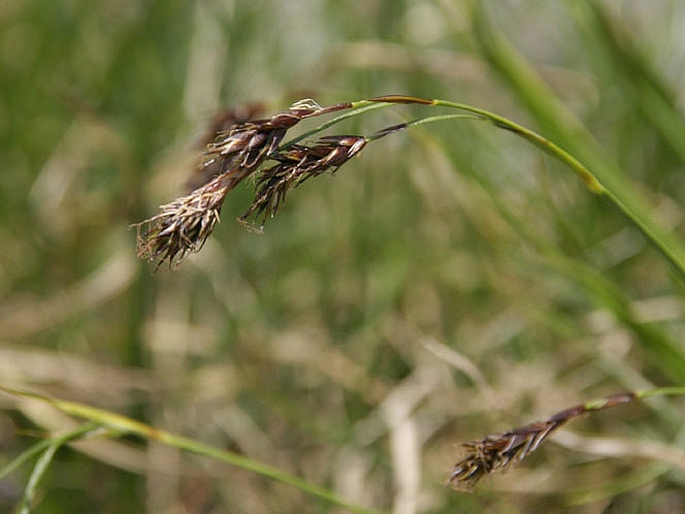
[464,4,685,281]
[637,387,685,400]
[282,101,391,148]
[1,388,383,514]
[361,95,685,280]
[15,422,100,514]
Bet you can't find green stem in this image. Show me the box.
[637,387,685,400]
[1,388,383,514]
[430,98,606,193]
[280,89,685,281]
[280,91,685,279]
[464,3,685,281]
[0,422,101,482]
[14,422,100,514]
[282,101,392,148]
[17,442,60,514]
[360,94,685,280]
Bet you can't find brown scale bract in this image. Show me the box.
[202,99,324,186]
[186,103,265,192]
[241,135,368,227]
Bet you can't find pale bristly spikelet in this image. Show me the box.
[133,173,232,269]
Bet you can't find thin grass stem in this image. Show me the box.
[464,2,685,280]
[1,388,383,514]
[0,440,51,482]
[360,94,685,280]
[281,101,391,148]
[14,422,100,514]
[637,387,685,400]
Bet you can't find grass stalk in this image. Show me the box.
[365,95,685,281]
[1,388,383,514]
[11,422,101,514]
[465,2,685,281]
[136,91,685,283]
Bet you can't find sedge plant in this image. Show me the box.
[2,385,685,512]
[136,95,685,491]
[134,94,685,277]
[6,95,685,512]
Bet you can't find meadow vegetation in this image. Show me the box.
[1,1,685,513]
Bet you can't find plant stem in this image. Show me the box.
[465,3,685,281]
[14,422,100,514]
[637,387,685,400]
[357,94,685,280]
[1,388,383,514]
[282,102,392,148]
[279,92,685,279]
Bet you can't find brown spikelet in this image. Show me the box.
[448,420,560,492]
[200,100,322,191]
[200,99,351,176]
[133,99,333,268]
[133,98,372,268]
[132,174,233,269]
[448,392,636,492]
[186,103,265,192]
[240,135,368,227]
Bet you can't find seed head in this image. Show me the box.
[186,103,265,192]
[241,135,368,226]
[133,99,364,268]
[447,392,636,492]
[133,174,232,269]
[448,420,560,492]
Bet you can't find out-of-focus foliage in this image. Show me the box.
[1,1,685,513]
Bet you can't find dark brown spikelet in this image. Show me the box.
[186,103,265,192]
[448,392,636,492]
[133,99,337,269]
[202,99,328,186]
[240,135,368,227]
[448,419,561,492]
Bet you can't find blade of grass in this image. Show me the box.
[363,93,685,283]
[465,1,685,282]
[16,442,60,514]
[0,422,100,482]
[415,130,685,384]
[0,388,383,514]
[13,422,101,514]
[575,1,685,166]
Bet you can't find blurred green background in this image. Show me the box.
[2,1,685,512]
